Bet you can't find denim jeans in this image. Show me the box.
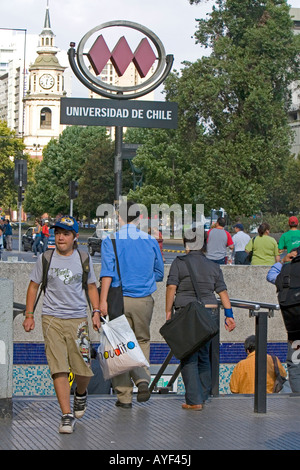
[42,237,48,252]
[180,308,218,405]
[32,235,42,255]
[287,341,300,393]
[211,258,226,265]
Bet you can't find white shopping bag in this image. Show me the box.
[98,315,150,380]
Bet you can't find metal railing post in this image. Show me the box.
[219,299,279,413]
[253,311,269,413]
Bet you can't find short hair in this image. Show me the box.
[217,217,226,227]
[244,335,256,353]
[183,228,204,251]
[118,200,140,223]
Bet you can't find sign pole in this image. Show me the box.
[70,199,73,217]
[18,184,22,252]
[66,21,175,218]
[114,125,123,203]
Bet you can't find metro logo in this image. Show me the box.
[88,34,156,78]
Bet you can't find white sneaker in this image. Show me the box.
[59,414,76,434]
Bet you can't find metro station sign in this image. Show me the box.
[60,97,178,129]
[67,20,174,101]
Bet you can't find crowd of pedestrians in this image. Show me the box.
[17,208,300,434]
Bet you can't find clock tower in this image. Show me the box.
[23,1,67,159]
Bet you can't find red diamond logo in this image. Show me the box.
[87,35,157,78]
[87,35,111,76]
[133,38,156,78]
[111,36,134,77]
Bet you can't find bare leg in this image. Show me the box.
[53,372,71,414]
[75,375,91,395]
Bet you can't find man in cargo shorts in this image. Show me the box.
[23,216,101,434]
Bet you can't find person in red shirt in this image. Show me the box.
[41,220,50,252]
[206,217,234,264]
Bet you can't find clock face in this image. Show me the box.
[39,74,54,89]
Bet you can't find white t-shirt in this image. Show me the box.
[232,231,251,252]
[30,249,97,319]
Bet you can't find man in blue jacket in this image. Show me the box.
[99,200,164,408]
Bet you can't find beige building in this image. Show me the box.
[23,4,68,160]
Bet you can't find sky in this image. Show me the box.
[1,0,299,99]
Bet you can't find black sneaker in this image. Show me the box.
[73,390,87,418]
[137,381,150,403]
[59,414,76,434]
[115,400,132,409]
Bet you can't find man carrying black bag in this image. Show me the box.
[267,246,300,392]
[166,228,236,410]
[99,200,164,408]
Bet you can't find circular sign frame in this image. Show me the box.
[68,20,174,100]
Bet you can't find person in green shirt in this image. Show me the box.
[245,222,280,266]
[278,216,300,254]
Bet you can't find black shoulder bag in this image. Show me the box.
[246,237,256,264]
[159,256,219,360]
[99,237,124,320]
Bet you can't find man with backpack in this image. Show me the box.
[267,246,300,393]
[23,216,101,434]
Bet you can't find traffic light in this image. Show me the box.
[14,159,27,187]
[18,186,25,204]
[69,180,78,199]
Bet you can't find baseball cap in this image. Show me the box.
[289,216,298,226]
[51,216,79,233]
[234,223,244,230]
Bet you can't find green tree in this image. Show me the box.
[125,128,194,209]
[25,126,115,218]
[0,120,25,210]
[162,0,300,217]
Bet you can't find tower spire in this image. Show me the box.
[44,0,51,30]
[38,0,56,51]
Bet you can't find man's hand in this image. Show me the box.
[23,316,35,332]
[92,311,102,331]
[225,317,236,332]
[282,251,297,263]
[166,311,172,321]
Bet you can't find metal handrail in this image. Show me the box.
[13,302,25,320]
[216,297,281,413]
[218,298,280,312]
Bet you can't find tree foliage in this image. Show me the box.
[129,0,300,218]
[0,120,27,210]
[25,126,115,218]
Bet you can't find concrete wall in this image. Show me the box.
[0,278,14,416]
[0,261,286,345]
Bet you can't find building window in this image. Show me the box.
[40,107,51,128]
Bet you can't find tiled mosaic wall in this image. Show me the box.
[13,342,289,396]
